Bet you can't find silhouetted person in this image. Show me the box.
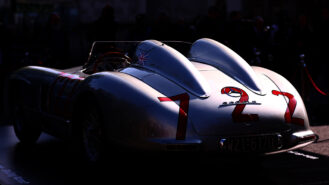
[226,11,244,55]
[273,11,295,78]
[130,14,151,41]
[293,15,313,56]
[0,18,5,115]
[314,8,329,73]
[150,12,173,40]
[89,4,117,42]
[196,6,226,42]
[172,17,193,42]
[41,13,69,68]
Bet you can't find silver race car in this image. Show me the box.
[8,38,316,162]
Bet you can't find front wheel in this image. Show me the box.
[13,105,41,144]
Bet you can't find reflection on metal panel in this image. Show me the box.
[190,38,264,95]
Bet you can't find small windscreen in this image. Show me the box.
[86,41,192,67]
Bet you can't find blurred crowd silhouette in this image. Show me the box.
[1,3,328,123]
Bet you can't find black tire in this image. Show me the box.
[13,104,41,144]
[74,102,106,165]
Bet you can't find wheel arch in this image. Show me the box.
[72,90,101,131]
[7,78,30,121]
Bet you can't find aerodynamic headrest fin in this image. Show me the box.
[135,40,211,98]
[189,38,264,94]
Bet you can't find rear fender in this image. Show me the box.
[77,72,198,149]
[253,66,310,130]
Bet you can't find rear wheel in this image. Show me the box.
[81,106,105,163]
[73,99,107,165]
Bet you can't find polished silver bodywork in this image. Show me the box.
[9,38,316,154]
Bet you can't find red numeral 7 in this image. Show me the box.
[158,93,190,140]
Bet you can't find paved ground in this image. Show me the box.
[0,122,329,185]
[303,125,329,156]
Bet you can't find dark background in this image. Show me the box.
[1,0,328,124]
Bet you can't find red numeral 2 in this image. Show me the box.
[158,93,190,140]
[272,90,304,126]
[221,87,259,122]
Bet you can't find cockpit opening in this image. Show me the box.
[83,42,133,74]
